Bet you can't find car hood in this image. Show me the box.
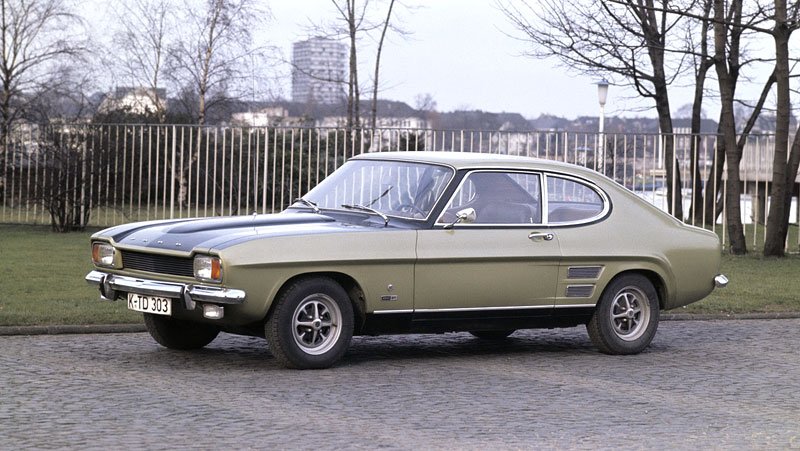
[96,212,376,254]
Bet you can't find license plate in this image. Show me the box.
[127,292,172,316]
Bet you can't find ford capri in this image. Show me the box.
[86,151,727,369]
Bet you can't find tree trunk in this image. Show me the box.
[764,2,795,256]
[713,0,746,254]
[346,0,359,134]
[688,73,713,223]
[702,131,726,225]
[654,97,683,219]
[641,0,682,219]
[370,0,395,131]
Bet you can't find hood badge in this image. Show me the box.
[150,239,179,247]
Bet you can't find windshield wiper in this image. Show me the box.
[366,185,393,207]
[293,198,320,214]
[341,203,389,227]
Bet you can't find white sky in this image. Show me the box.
[258,0,793,120]
[261,0,642,119]
[85,0,787,121]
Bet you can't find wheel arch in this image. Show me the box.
[265,271,367,334]
[604,269,667,310]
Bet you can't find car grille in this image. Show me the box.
[121,251,194,278]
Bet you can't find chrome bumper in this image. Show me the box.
[86,270,246,311]
[714,274,729,288]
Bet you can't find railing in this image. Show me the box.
[0,123,795,250]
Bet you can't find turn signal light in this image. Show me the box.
[92,242,116,267]
[194,255,222,282]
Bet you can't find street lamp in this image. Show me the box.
[596,79,610,173]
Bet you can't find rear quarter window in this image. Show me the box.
[546,175,607,224]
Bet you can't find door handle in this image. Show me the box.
[528,232,554,241]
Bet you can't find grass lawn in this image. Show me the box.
[0,224,141,326]
[1,224,799,327]
[672,253,800,314]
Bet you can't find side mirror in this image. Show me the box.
[443,208,476,229]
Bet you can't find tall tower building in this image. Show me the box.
[291,38,347,105]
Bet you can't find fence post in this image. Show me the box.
[79,126,88,228]
[170,125,176,219]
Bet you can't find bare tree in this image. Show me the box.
[164,0,271,207]
[167,0,268,126]
[109,0,171,122]
[369,0,396,130]
[25,63,98,123]
[499,0,691,219]
[414,92,439,128]
[691,0,800,255]
[762,0,800,256]
[0,0,86,138]
[712,0,749,254]
[316,0,408,132]
[330,0,367,132]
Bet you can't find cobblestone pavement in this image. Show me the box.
[1,319,799,450]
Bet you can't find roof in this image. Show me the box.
[352,151,599,176]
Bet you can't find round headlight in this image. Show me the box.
[194,255,222,282]
[92,242,116,267]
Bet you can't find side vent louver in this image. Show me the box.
[567,266,602,279]
[566,285,594,298]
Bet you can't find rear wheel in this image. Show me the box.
[587,274,659,355]
[265,277,354,369]
[469,330,516,340]
[143,313,220,350]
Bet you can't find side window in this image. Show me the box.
[438,171,542,224]
[547,176,605,224]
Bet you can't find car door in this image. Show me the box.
[413,170,562,325]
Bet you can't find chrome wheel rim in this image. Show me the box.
[292,294,342,355]
[609,286,650,341]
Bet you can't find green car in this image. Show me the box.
[86,151,726,369]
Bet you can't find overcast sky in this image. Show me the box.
[261,0,629,119]
[87,0,785,121]
[259,0,724,120]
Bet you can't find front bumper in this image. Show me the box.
[86,270,246,311]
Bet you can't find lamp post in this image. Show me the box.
[597,79,609,174]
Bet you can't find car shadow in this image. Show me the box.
[117,328,670,371]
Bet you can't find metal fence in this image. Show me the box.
[0,123,795,249]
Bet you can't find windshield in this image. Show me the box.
[301,159,454,220]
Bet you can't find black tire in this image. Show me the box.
[587,274,660,355]
[469,330,516,340]
[143,313,220,350]
[265,277,354,369]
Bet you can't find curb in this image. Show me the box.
[661,312,800,321]
[1,313,800,336]
[0,324,146,336]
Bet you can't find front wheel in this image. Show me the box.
[586,274,659,355]
[143,313,220,350]
[265,277,354,369]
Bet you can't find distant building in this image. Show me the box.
[291,38,347,105]
[98,87,167,116]
[230,107,301,127]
